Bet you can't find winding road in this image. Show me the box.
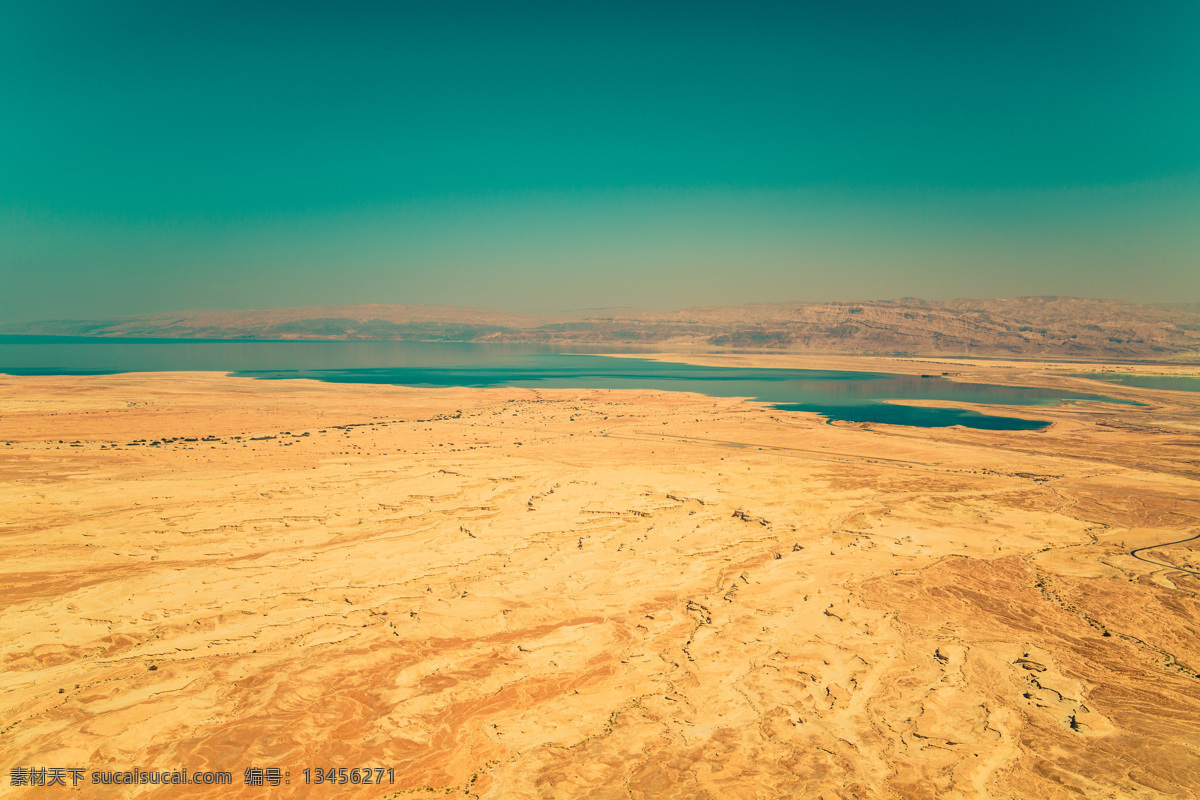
[1130,531,1200,578]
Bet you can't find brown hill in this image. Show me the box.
[4,297,1199,359]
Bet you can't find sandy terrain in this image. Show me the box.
[2,355,1198,798]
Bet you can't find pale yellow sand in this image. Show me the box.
[1,356,1198,798]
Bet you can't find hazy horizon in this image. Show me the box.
[7,292,1199,327]
[3,1,1198,323]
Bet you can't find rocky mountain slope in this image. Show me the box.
[5,297,1199,359]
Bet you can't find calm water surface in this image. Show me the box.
[1077,373,1200,393]
[0,337,1131,430]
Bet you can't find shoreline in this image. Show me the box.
[2,364,1198,798]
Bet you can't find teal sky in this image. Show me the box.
[2,1,1198,321]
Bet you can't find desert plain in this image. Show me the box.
[1,354,1199,799]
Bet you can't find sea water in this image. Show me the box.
[0,336,1132,430]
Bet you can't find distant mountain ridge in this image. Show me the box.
[5,297,1199,360]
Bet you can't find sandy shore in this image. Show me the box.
[2,355,1198,798]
